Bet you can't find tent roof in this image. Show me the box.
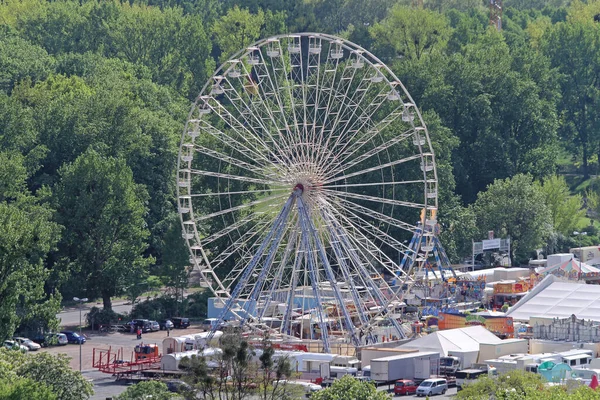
[506,276,600,322]
[396,326,501,356]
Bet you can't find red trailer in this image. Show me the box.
[93,344,161,380]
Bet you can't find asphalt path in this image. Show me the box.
[59,302,133,328]
[377,385,457,399]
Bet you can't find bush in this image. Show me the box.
[86,307,128,329]
[130,291,210,320]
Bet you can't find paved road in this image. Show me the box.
[59,302,133,327]
[377,385,457,399]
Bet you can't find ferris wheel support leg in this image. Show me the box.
[297,198,361,348]
[297,198,331,353]
[207,192,297,342]
[282,251,303,336]
[331,218,406,341]
[258,228,298,322]
[321,209,371,340]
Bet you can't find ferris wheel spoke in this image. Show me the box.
[211,220,272,274]
[325,179,431,189]
[190,187,288,198]
[200,214,264,247]
[331,196,417,235]
[195,192,287,223]
[246,49,303,164]
[191,143,277,180]
[330,84,402,153]
[188,168,282,186]
[320,209,373,327]
[314,61,359,165]
[318,83,394,171]
[329,127,415,177]
[262,40,311,166]
[217,69,298,168]
[323,200,413,277]
[204,98,292,170]
[323,153,425,185]
[196,119,281,172]
[323,205,406,338]
[323,188,425,210]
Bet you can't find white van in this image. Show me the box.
[416,378,448,397]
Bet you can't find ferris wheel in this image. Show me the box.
[177,33,438,351]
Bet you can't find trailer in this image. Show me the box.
[370,351,440,383]
[92,344,161,380]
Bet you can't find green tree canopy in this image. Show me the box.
[311,375,390,400]
[473,174,552,264]
[538,175,584,236]
[116,380,173,400]
[54,149,153,310]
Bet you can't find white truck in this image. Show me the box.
[456,364,497,391]
[439,350,479,376]
[370,351,440,383]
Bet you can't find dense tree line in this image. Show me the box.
[0,0,599,338]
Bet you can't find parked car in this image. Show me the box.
[166,380,191,393]
[149,321,160,332]
[159,319,174,330]
[416,378,448,397]
[13,337,41,351]
[32,333,68,347]
[3,340,28,352]
[394,379,418,395]
[171,317,190,329]
[132,319,153,333]
[201,318,225,331]
[61,331,86,344]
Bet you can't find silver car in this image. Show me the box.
[416,378,448,397]
[13,337,41,351]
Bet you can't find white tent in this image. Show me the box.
[506,276,600,322]
[395,326,501,356]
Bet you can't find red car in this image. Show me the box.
[394,379,418,395]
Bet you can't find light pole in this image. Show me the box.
[73,297,88,372]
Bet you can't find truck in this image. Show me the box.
[370,351,440,383]
[439,350,479,376]
[456,364,497,391]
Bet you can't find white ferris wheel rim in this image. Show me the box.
[177,33,438,347]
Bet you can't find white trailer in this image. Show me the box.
[370,351,440,383]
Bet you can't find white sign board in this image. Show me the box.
[482,239,501,250]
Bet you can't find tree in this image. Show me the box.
[542,19,600,178]
[54,149,153,310]
[370,5,451,61]
[178,333,300,400]
[0,27,55,93]
[0,377,57,400]
[212,6,265,63]
[456,370,544,399]
[395,28,559,203]
[0,151,61,339]
[0,349,92,400]
[473,174,552,265]
[116,381,173,400]
[17,352,94,400]
[310,375,390,400]
[538,175,584,236]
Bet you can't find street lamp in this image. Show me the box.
[73,297,88,372]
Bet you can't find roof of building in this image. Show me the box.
[396,326,502,356]
[506,275,600,322]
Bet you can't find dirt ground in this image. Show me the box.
[40,326,205,371]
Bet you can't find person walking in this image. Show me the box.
[136,327,142,340]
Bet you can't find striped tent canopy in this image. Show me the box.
[538,258,600,280]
